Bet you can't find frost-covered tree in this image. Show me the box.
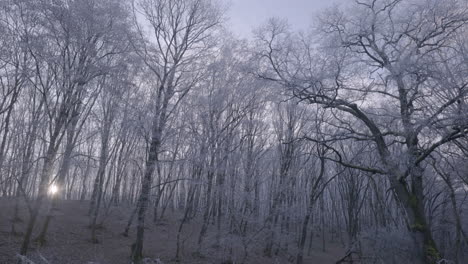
[255,0,468,262]
[128,0,223,261]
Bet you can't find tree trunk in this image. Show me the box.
[90,124,111,243]
[131,136,159,262]
[37,120,78,244]
[20,137,58,255]
[389,169,440,264]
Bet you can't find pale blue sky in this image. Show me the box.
[225,0,342,37]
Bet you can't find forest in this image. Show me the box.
[0,0,467,263]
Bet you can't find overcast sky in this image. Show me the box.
[225,0,342,38]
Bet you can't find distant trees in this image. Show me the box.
[0,0,466,263]
[0,0,30,198]
[0,0,132,255]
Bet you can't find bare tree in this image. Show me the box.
[255,0,468,262]
[18,0,130,254]
[129,0,222,261]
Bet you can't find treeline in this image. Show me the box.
[0,0,467,264]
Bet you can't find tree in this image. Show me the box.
[129,0,222,261]
[255,0,468,262]
[18,0,130,254]
[0,0,30,200]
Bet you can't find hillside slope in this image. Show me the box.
[0,198,344,264]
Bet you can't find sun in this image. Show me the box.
[48,184,58,195]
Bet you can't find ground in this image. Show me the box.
[0,198,344,264]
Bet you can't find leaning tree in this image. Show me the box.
[255,0,468,263]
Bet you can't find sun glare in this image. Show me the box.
[48,184,58,195]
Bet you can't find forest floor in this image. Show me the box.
[0,198,345,264]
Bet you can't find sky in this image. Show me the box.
[225,0,342,38]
